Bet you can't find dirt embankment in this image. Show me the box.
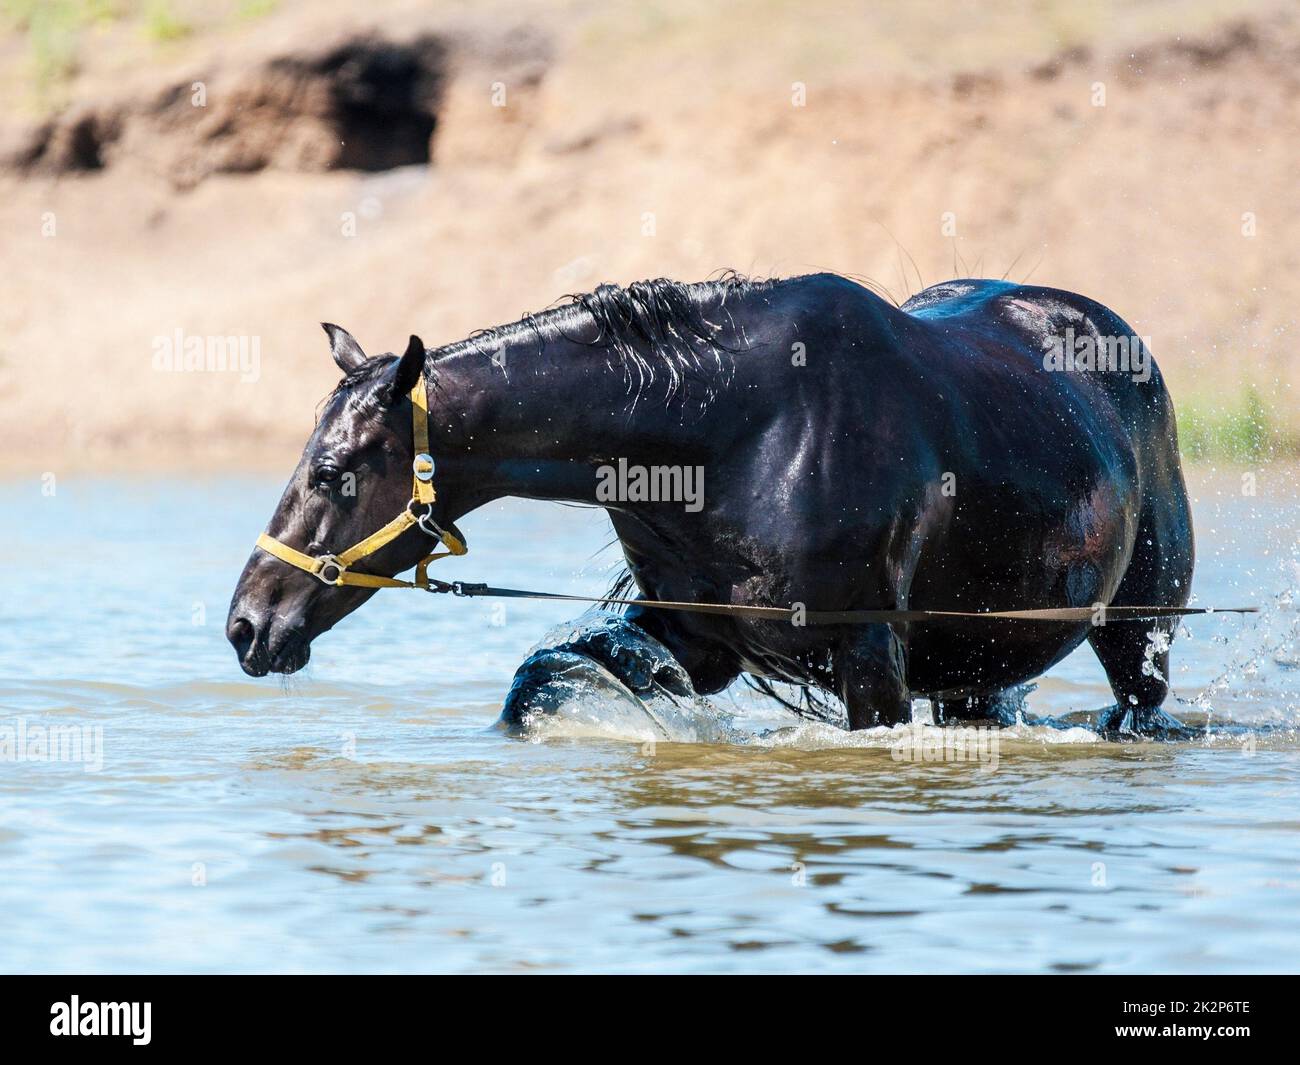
[0,1,1296,471]
[2,20,549,185]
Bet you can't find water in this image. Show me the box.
[2,467,1299,973]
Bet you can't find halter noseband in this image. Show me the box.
[254,372,467,590]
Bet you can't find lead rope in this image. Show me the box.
[418,580,1256,625]
[254,373,1256,623]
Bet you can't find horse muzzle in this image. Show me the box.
[226,610,313,676]
[226,560,325,676]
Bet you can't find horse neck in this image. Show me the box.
[430,333,718,510]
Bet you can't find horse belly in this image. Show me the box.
[904,476,1135,697]
[906,620,1091,699]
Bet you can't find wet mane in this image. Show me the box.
[330,273,780,405]
[440,271,782,405]
[328,272,786,412]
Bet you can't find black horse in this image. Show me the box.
[227,272,1193,736]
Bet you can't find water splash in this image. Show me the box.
[1175,574,1300,730]
[498,612,748,743]
[500,614,1113,749]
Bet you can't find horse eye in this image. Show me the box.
[313,464,341,488]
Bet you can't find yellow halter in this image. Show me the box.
[254,372,467,589]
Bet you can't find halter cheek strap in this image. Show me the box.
[254,371,467,589]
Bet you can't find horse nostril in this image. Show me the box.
[227,616,255,658]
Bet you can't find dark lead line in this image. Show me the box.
[427,580,1256,625]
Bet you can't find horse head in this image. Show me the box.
[225,324,462,676]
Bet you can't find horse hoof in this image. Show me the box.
[1095,703,1200,741]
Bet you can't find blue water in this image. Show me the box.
[1,467,1298,972]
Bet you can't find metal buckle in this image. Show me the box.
[412,453,435,482]
[315,554,346,585]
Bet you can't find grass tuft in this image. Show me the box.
[142,0,189,42]
[1178,386,1296,461]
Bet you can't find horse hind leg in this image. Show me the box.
[835,623,911,730]
[1089,622,1195,737]
[931,684,1036,727]
[1088,500,1196,739]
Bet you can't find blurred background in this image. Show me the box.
[0,0,1296,471]
[2,0,1300,976]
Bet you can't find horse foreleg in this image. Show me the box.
[623,604,739,695]
[499,611,701,734]
[834,623,911,730]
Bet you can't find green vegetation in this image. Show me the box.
[0,0,113,93]
[142,0,190,42]
[1178,386,1297,461]
[235,0,277,21]
[0,0,276,104]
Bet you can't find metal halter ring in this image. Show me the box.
[315,554,347,585]
[406,499,442,538]
[417,511,444,539]
[412,452,435,482]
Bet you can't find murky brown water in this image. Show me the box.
[1,466,1298,972]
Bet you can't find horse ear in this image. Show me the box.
[386,335,426,402]
[322,323,367,373]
